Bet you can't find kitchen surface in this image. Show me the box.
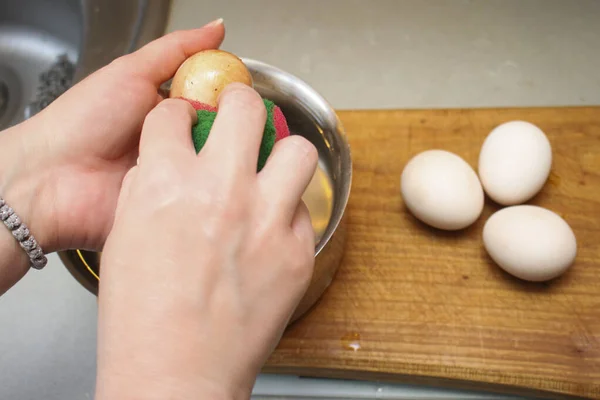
[1,1,600,399]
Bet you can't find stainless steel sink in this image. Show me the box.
[0,0,172,130]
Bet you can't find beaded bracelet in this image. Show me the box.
[0,197,47,270]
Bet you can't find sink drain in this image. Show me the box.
[0,66,22,129]
[26,54,75,117]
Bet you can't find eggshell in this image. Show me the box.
[478,121,552,205]
[483,205,577,282]
[401,149,484,230]
[169,49,253,107]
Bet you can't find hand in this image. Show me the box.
[95,85,318,400]
[0,21,225,260]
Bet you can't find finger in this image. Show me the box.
[291,201,316,252]
[258,135,319,221]
[134,93,171,165]
[138,98,198,161]
[114,20,225,86]
[201,83,267,173]
[114,166,139,223]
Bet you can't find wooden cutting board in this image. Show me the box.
[263,107,600,399]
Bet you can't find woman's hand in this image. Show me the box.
[0,21,225,290]
[95,85,318,399]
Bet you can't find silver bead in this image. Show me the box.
[31,257,47,270]
[20,236,37,251]
[28,247,43,260]
[0,205,13,221]
[4,213,21,230]
[12,225,30,241]
[0,197,47,270]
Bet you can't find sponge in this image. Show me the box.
[184,97,290,171]
[169,49,291,171]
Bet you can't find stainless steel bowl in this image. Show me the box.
[59,58,352,323]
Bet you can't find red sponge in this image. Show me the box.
[272,105,290,141]
[177,96,291,171]
[185,99,218,113]
[179,96,290,140]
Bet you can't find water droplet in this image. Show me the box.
[340,332,361,351]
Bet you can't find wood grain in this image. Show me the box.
[263,107,600,399]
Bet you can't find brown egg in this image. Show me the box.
[169,49,253,107]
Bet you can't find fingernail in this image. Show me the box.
[221,81,248,94]
[217,82,252,104]
[206,18,224,28]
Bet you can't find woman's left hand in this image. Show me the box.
[0,21,225,261]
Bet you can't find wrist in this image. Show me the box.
[0,123,57,254]
[95,372,245,400]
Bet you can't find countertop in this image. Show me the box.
[1,1,599,399]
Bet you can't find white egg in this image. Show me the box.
[478,121,552,206]
[483,205,577,282]
[401,149,484,230]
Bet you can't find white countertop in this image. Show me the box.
[2,1,599,399]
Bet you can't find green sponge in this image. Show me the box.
[190,98,289,171]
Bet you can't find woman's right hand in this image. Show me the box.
[95,83,319,400]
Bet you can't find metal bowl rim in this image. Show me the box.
[241,57,353,256]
